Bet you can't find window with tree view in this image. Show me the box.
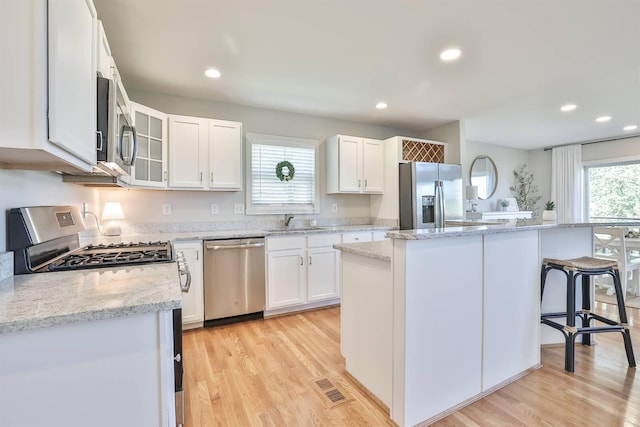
[586,162,640,220]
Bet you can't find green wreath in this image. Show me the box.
[275,160,295,182]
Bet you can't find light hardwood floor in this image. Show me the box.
[183,303,640,426]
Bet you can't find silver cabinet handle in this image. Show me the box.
[205,242,265,250]
[96,131,103,151]
[309,256,312,265]
[299,256,303,266]
[365,179,368,188]
[210,172,213,183]
[163,171,168,182]
[200,172,203,182]
[358,179,361,187]
[354,237,360,241]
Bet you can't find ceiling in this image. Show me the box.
[94,0,640,150]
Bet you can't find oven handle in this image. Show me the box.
[177,252,191,292]
[205,242,264,251]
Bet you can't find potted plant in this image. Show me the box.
[500,199,510,211]
[542,201,556,222]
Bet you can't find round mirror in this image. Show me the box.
[469,155,498,199]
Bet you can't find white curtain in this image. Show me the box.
[551,145,583,222]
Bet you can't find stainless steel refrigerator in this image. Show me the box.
[399,162,463,229]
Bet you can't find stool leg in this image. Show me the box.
[565,271,577,372]
[581,274,591,346]
[611,268,636,368]
[541,264,549,304]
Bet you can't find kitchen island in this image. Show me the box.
[335,220,640,427]
[0,263,182,427]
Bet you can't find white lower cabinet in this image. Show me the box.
[266,233,341,314]
[267,248,307,308]
[174,240,204,328]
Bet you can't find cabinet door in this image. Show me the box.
[338,136,363,192]
[209,119,243,190]
[169,115,208,188]
[362,138,384,193]
[174,241,204,326]
[307,247,340,301]
[130,102,167,188]
[267,249,306,309]
[48,0,97,165]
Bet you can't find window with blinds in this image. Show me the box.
[246,133,320,214]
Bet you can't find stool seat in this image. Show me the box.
[543,256,618,271]
[541,255,635,372]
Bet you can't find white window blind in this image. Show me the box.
[246,133,320,214]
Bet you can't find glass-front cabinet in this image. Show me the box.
[130,102,168,188]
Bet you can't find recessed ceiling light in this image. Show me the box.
[440,48,461,62]
[595,116,612,123]
[560,104,577,112]
[204,68,221,78]
[624,125,638,131]
[375,101,388,109]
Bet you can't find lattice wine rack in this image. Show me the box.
[402,139,445,163]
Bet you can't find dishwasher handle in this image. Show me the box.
[205,242,265,251]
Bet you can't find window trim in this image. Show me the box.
[245,132,320,215]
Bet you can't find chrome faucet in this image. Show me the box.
[284,213,294,227]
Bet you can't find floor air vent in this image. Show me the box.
[311,377,352,408]
[325,388,346,403]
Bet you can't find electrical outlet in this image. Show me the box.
[82,202,88,218]
[234,203,244,214]
[162,203,172,215]
[332,203,338,213]
[210,204,219,215]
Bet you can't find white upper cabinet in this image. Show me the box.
[0,0,98,172]
[96,20,111,78]
[168,115,209,188]
[326,135,384,194]
[168,115,242,191]
[130,102,168,188]
[208,120,243,190]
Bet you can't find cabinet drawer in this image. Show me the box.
[266,236,306,251]
[307,233,341,248]
[342,231,373,244]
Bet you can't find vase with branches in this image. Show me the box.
[509,164,542,215]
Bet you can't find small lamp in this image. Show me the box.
[465,185,479,212]
[101,202,125,236]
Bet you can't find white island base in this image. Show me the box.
[338,224,601,426]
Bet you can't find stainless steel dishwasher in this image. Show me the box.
[203,237,265,323]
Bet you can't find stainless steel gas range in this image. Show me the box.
[7,205,187,427]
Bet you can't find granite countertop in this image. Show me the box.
[81,224,394,246]
[386,219,640,241]
[333,220,640,261]
[334,240,392,262]
[0,263,182,334]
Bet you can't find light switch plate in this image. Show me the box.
[234,203,244,214]
[210,204,219,215]
[332,203,338,213]
[162,203,172,215]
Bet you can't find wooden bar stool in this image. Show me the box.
[540,256,636,372]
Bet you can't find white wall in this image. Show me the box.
[0,169,97,252]
[421,121,463,164]
[100,90,421,228]
[463,141,530,212]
